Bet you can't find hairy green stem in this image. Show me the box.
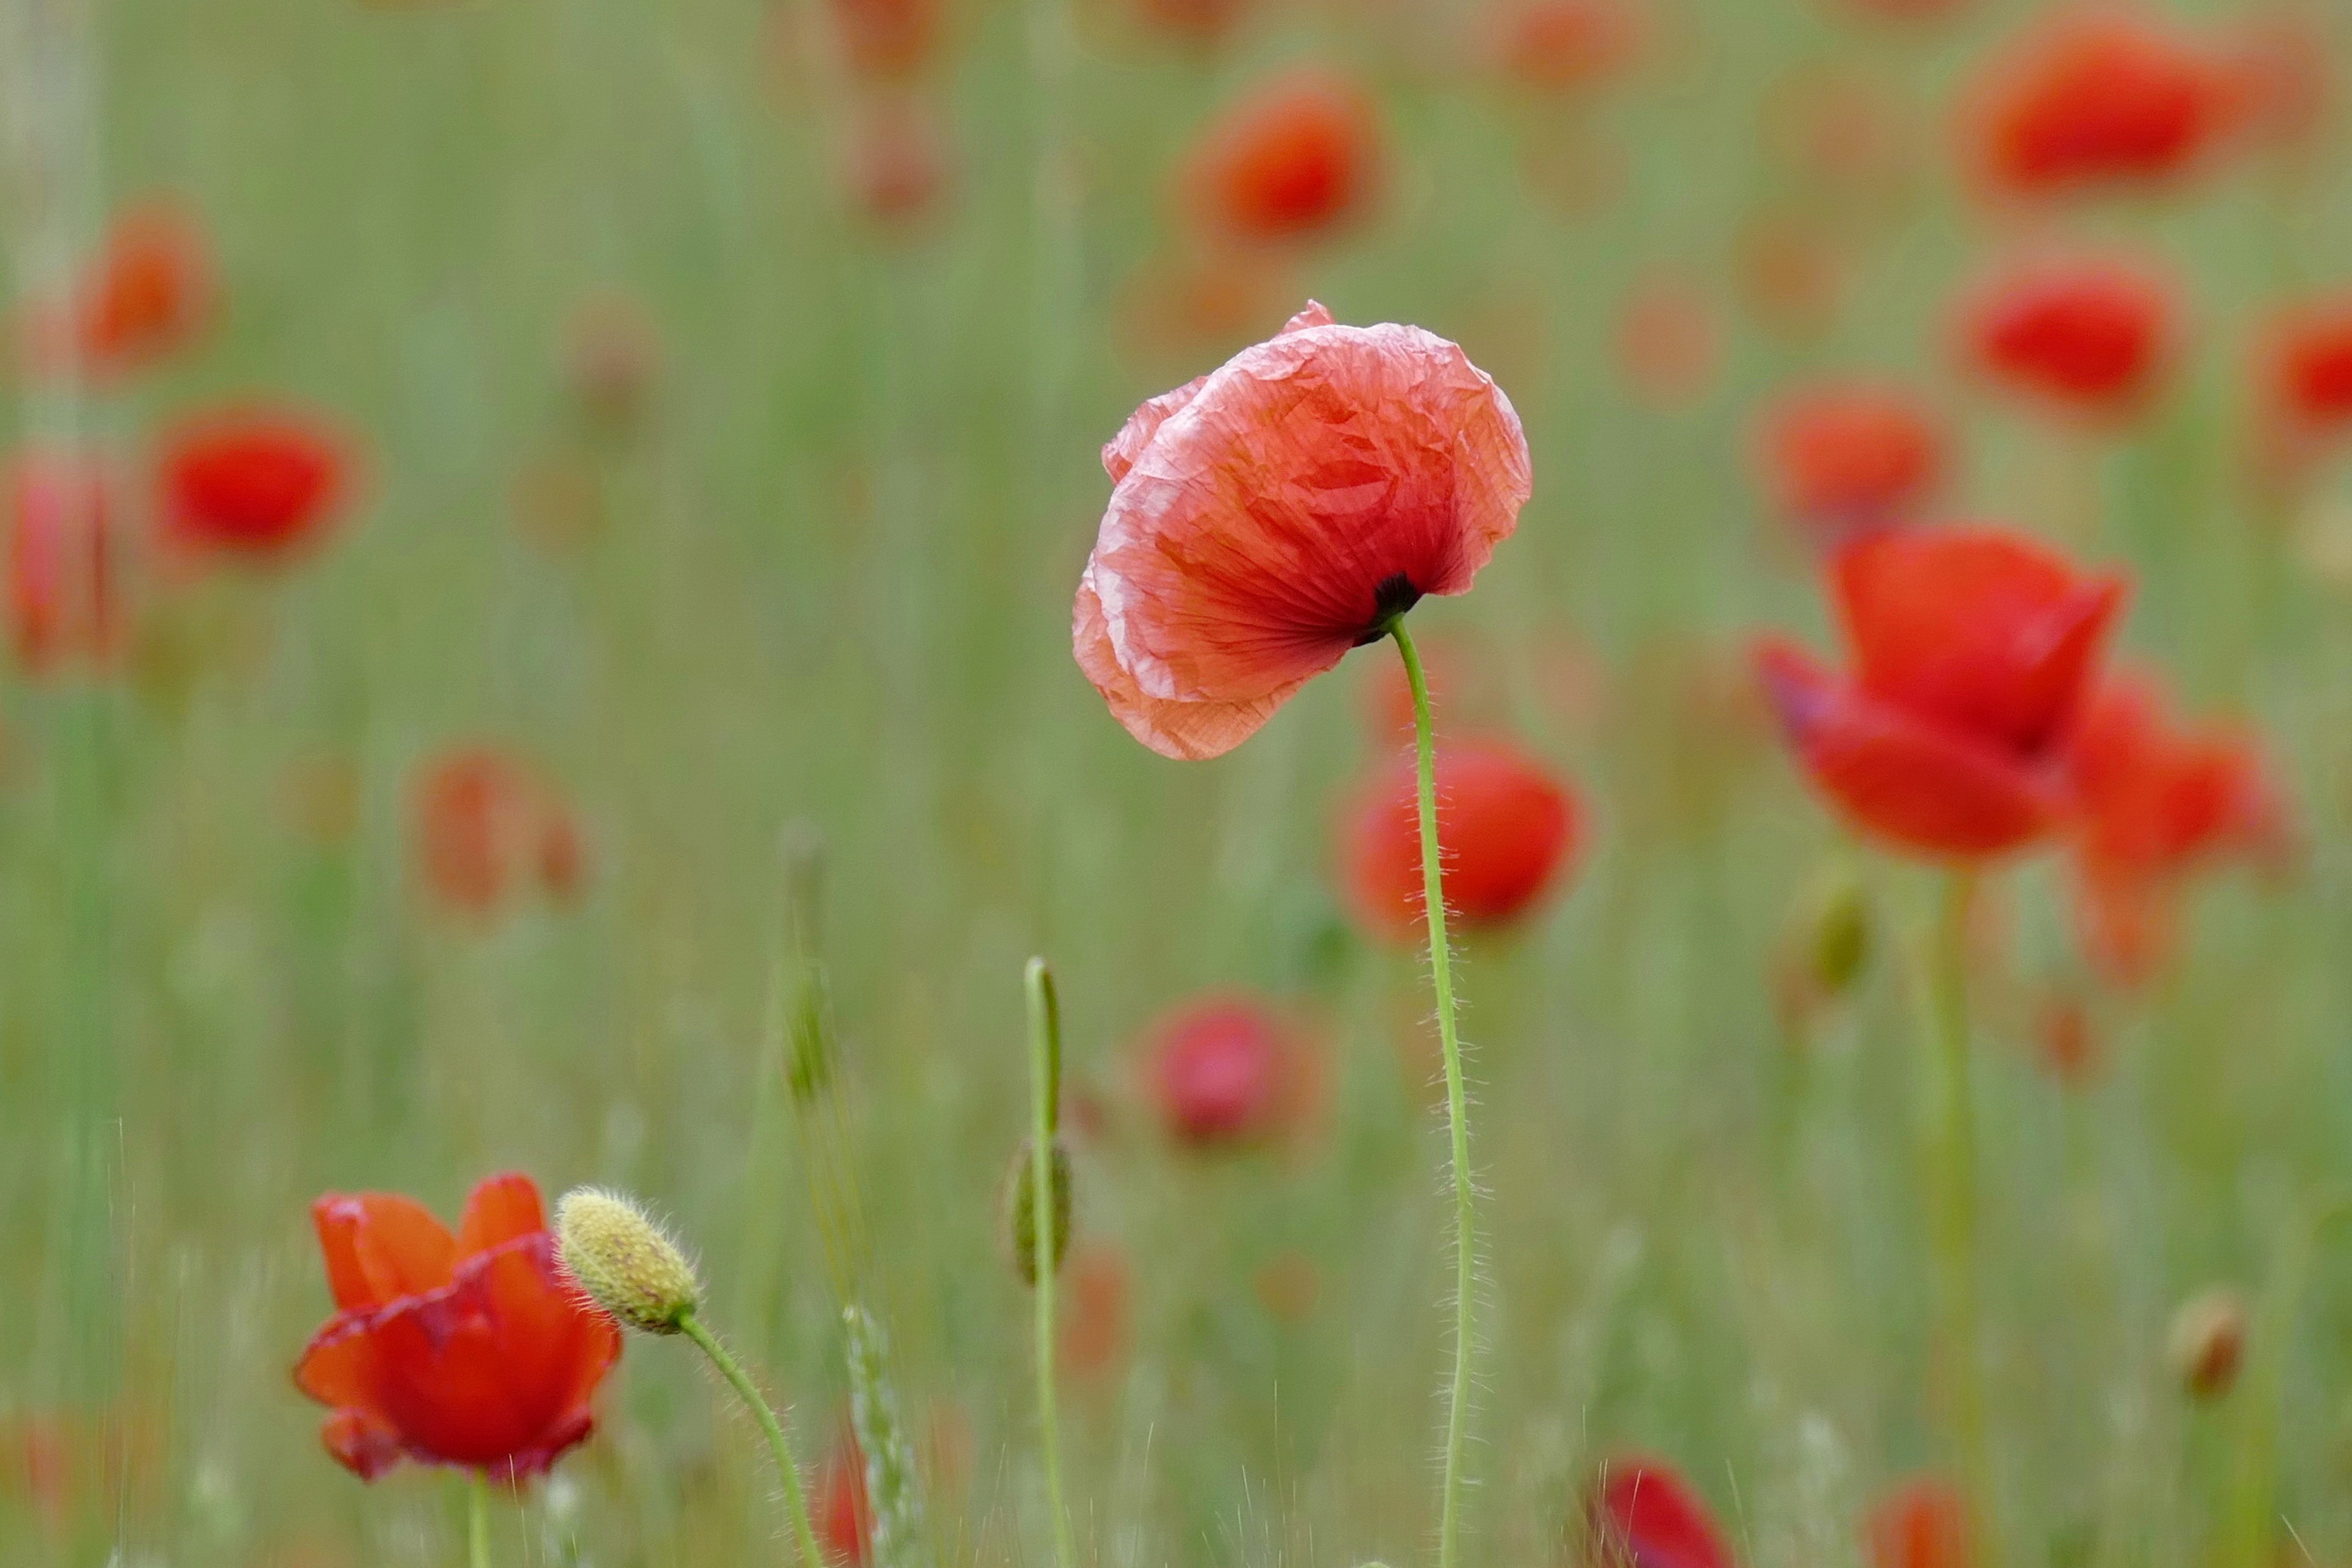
[1923,872,1994,1561]
[1392,619,1475,1568]
[681,1312,827,1568]
[1024,957,1078,1568]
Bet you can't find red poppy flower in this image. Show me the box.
[18,203,212,380]
[156,408,351,562]
[1863,1477,1969,1568]
[1343,737,1580,937]
[1967,10,2242,198]
[293,1173,621,1482]
[1185,72,1384,245]
[1754,380,1945,539]
[1963,254,2176,418]
[413,748,588,917]
[819,1436,875,1564]
[1494,0,1643,96]
[1616,273,1718,410]
[2261,292,2352,445]
[1754,524,2126,860]
[842,97,952,228]
[2060,672,2279,982]
[1143,992,1303,1146]
[1585,1457,1734,1568]
[6,452,119,676]
[828,0,941,80]
[1075,301,1530,759]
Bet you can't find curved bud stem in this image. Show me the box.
[679,1311,828,1568]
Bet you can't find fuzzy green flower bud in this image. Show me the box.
[556,1187,702,1334]
[1004,1139,1073,1286]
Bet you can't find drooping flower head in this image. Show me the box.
[6,452,120,677]
[294,1173,622,1482]
[1343,736,1580,937]
[1755,524,2126,860]
[156,407,352,562]
[1584,1456,1734,1568]
[1753,380,1946,541]
[1185,72,1384,246]
[17,203,212,381]
[1075,301,1530,758]
[1863,1477,1970,1568]
[1962,253,2177,419]
[1141,992,1308,1146]
[1967,9,2244,199]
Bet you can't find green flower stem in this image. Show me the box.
[680,1311,828,1568]
[1922,872,1994,1561]
[469,1472,492,1568]
[1024,957,1078,1568]
[1392,618,1476,1568]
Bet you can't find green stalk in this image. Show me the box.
[1024,957,1078,1568]
[1391,619,1476,1568]
[469,1472,492,1568]
[1922,872,1994,1561]
[680,1312,828,1568]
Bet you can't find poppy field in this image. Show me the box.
[6,0,2352,1563]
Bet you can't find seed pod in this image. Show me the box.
[1004,1139,1073,1286]
[555,1187,702,1334]
[2168,1286,2249,1401]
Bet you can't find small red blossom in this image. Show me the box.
[1963,254,2177,418]
[1343,737,1581,938]
[413,748,590,917]
[1754,380,1946,539]
[6,452,120,676]
[827,0,941,80]
[1185,72,1384,246]
[2260,292,2352,452]
[1584,1456,1735,1568]
[1967,10,2244,199]
[156,408,352,562]
[18,203,212,380]
[1142,992,1304,1146]
[1075,301,1530,759]
[819,1436,875,1564]
[1494,0,1643,96]
[1755,524,2126,860]
[1863,1477,1970,1568]
[294,1173,621,1482]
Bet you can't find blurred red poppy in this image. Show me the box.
[827,0,940,80]
[17,203,212,381]
[6,452,120,676]
[1142,992,1303,1146]
[1075,301,1530,759]
[1616,273,1718,410]
[1584,1456,1734,1568]
[1344,737,1580,937]
[294,1173,621,1482]
[843,96,952,228]
[2260,292,2352,451]
[2060,672,2280,983]
[1494,0,1643,96]
[413,748,589,917]
[1967,10,2243,198]
[1963,254,2176,418]
[1185,71,1383,245]
[1863,1476,1969,1568]
[156,408,351,562]
[1059,1244,1132,1378]
[2033,988,2103,1084]
[1754,380,1945,539]
[1755,525,2126,860]
[819,1436,875,1564]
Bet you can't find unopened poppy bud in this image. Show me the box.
[1802,869,1871,998]
[2168,1286,2248,1400]
[1004,1139,1073,1286]
[555,1187,702,1334]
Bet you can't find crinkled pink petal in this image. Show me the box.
[1099,301,1339,483]
[1075,572,1302,758]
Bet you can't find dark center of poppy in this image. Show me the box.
[1355,572,1423,645]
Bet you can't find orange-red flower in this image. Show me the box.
[1075,301,1530,759]
[1616,273,1718,410]
[2259,292,2352,448]
[1863,1477,1969,1568]
[294,1173,621,1482]
[842,97,952,229]
[819,1435,875,1564]
[1754,525,2126,860]
[827,0,941,81]
[413,748,589,917]
[1754,380,1946,539]
[2060,671,2280,983]
[156,408,351,562]
[1185,72,1384,246]
[1967,10,2243,199]
[6,452,119,676]
[1584,1456,1734,1568]
[1493,0,1643,96]
[1963,254,2176,418]
[17,203,212,380]
[1343,737,1580,937]
[1142,992,1304,1146]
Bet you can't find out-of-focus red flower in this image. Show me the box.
[294,1173,621,1482]
[1616,273,1718,410]
[1863,1477,1970,1568]
[1754,380,1946,539]
[843,97,952,228]
[1059,1244,1132,1378]
[1075,301,1530,759]
[413,748,590,917]
[2260,292,2352,459]
[0,1408,160,1533]
[1493,0,1643,95]
[1733,213,1844,345]
[827,0,941,81]
[2228,8,2330,155]
[6,452,120,676]
[1142,992,1307,1146]
[561,294,663,434]
[1343,737,1581,937]
[1754,525,2126,860]
[2060,672,2281,983]
[1185,72,1384,246]
[819,1436,875,1564]
[1967,10,2244,199]
[17,203,212,380]
[2033,988,2103,1084]
[156,408,351,563]
[1584,1456,1734,1568]
[1963,254,2177,418]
